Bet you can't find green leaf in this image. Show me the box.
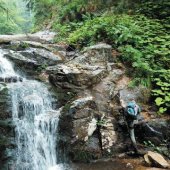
[165,96,170,102]
[159,107,167,114]
[155,97,164,106]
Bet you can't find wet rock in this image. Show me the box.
[5,48,62,65]
[59,96,101,161]
[72,43,113,67]
[47,43,117,91]
[2,41,67,61]
[0,76,23,83]
[19,48,63,65]
[71,135,102,162]
[83,43,113,64]
[47,64,108,90]
[136,119,168,146]
[119,85,151,104]
[72,117,97,142]
[0,84,12,120]
[70,96,99,142]
[85,136,101,154]
[100,117,117,153]
[144,151,170,169]
[4,48,63,75]
[0,85,16,168]
[70,97,96,112]
[56,46,127,161]
[4,52,38,73]
[72,107,94,120]
[108,69,125,83]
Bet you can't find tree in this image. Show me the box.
[0,0,33,34]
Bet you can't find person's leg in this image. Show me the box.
[129,120,138,153]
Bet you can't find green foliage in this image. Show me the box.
[152,70,170,114]
[137,0,170,20]
[30,0,142,30]
[143,140,163,153]
[0,0,33,34]
[53,22,84,42]
[144,139,170,158]
[97,119,106,126]
[37,63,48,72]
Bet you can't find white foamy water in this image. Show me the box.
[9,80,61,170]
[0,49,18,78]
[0,48,66,170]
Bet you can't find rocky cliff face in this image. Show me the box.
[0,40,170,165]
[45,43,170,162]
[0,84,16,168]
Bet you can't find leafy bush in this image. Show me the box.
[137,0,170,20]
[152,70,170,114]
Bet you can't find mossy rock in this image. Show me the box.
[71,150,95,162]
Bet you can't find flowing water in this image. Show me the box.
[0,50,18,78]
[0,49,64,170]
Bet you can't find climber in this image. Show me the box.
[120,98,163,154]
[120,98,142,153]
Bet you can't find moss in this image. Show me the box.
[8,42,30,51]
[56,90,77,108]
[62,103,72,113]
[72,150,94,162]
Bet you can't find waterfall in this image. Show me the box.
[0,50,17,78]
[0,49,65,170]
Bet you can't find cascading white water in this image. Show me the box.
[0,49,18,78]
[9,81,60,170]
[0,49,64,170]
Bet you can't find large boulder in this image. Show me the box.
[4,48,63,75]
[118,85,151,105]
[144,151,170,169]
[19,48,63,65]
[55,44,128,161]
[59,96,102,161]
[135,119,169,147]
[47,64,108,90]
[46,43,118,90]
[71,43,113,68]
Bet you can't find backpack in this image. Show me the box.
[125,102,138,119]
